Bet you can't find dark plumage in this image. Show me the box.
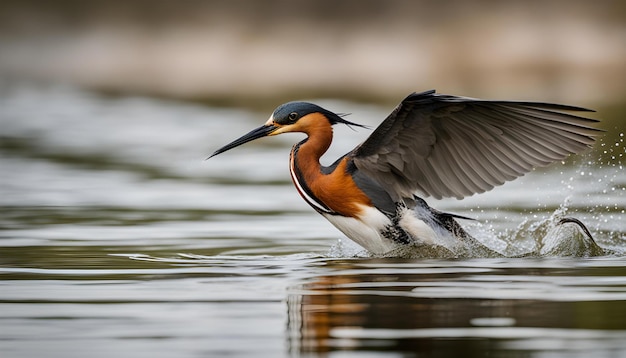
[351,90,601,200]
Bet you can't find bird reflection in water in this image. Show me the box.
[285,262,608,356]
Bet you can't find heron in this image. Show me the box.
[209,90,601,255]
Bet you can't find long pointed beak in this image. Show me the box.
[208,124,278,159]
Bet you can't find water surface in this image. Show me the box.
[1,83,625,357]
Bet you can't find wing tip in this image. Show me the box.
[405,89,437,101]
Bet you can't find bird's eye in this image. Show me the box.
[288,112,298,121]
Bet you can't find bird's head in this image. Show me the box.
[209,101,365,158]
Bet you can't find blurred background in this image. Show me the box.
[0,0,624,107]
[2,2,626,357]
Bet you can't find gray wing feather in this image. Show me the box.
[352,90,602,200]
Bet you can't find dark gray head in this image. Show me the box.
[271,101,365,128]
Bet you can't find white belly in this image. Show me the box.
[323,205,397,254]
[322,204,454,255]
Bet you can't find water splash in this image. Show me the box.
[327,238,371,258]
[325,198,616,259]
[471,198,613,258]
[540,218,606,257]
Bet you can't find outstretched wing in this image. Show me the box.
[352,90,602,200]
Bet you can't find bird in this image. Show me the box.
[209,90,601,256]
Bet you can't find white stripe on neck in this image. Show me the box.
[289,151,333,214]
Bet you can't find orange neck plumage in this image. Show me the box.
[290,114,373,217]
